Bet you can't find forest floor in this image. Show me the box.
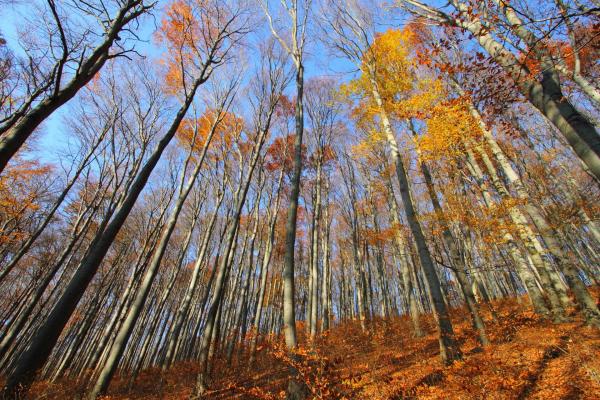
[25,295,600,399]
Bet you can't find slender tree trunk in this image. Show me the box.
[162,189,224,370]
[281,60,306,400]
[309,159,322,339]
[321,176,331,331]
[368,71,461,364]
[249,170,284,363]
[194,102,274,396]
[412,125,488,345]
[385,177,423,336]
[2,76,206,397]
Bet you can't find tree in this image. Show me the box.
[1,0,248,395]
[323,1,462,363]
[0,0,154,173]
[398,0,600,181]
[260,0,312,397]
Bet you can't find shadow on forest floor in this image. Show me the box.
[15,293,600,400]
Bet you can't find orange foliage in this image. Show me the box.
[265,135,308,174]
[0,157,51,245]
[156,0,225,94]
[176,109,244,155]
[520,23,600,77]
[25,291,600,400]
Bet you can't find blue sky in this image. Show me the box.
[1,1,162,165]
[0,0,393,168]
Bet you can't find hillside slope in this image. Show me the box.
[22,297,600,400]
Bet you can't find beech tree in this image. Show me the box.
[0,0,155,173]
[399,0,600,180]
[2,0,249,395]
[260,0,312,397]
[0,1,598,398]
[322,0,461,363]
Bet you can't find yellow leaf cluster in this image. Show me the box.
[340,27,416,111]
[341,28,484,163]
[365,28,415,101]
[419,101,481,161]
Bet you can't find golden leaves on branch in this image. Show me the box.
[176,109,244,159]
[0,158,51,245]
[341,26,485,164]
[156,0,226,94]
[418,98,481,162]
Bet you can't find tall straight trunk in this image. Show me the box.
[3,76,206,397]
[320,176,331,331]
[226,243,254,365]
[226,197,260,364]
[368,71,461,364]
[195,214,240,394]
[307,240,313,336]
[413,128,488,345]
[474,143,569,318]
[280,58,308,400]
[459,90,572,314]
[309,159,322,339]
[342,157,368,329]
[188,243,222,361]
[282,63,304,351]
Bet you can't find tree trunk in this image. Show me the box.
[3,77,205,398]
[368,71,461,364]
[447,0,600,180]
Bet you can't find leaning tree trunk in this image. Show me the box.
[368,72,461,364]
[2,76,206,398]
[471,119,600,327]
[464,148,551,316]
[385,176,423,337]
[88,135,212,398]
[161,188,224,370]
[448,0,600,180]
[412,128,489,345]
[0,0,152,174]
